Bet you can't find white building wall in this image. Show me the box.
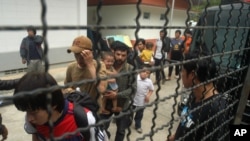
[87,5,187,39]
[0,0,87,72]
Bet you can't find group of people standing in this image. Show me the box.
[136,29,193,84]
[0,26,230,141]
[9,27,154,141]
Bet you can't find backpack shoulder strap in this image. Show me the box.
[73,103,91,141]
[67,92,105,141]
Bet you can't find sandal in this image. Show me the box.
[166,77,171,81]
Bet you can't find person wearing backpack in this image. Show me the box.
[13,72,108,141]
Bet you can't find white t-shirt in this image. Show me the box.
[133,75,154,106]
[154,39,163,59]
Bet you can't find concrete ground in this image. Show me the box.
[0,63,183,141]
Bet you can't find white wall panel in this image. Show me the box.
[0,0,87,71]
[87,5,187,39]
[0,0,87,53]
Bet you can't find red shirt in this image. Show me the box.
[36,101,88,141]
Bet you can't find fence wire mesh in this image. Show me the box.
[0,0,250,141]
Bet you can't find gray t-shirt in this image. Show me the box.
[133,75,154,106]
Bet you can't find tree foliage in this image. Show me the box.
[190,0,222,21]
[191,0,222,12]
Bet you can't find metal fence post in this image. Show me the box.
[234,64,250,124]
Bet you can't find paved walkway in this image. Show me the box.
[0,63,182,141]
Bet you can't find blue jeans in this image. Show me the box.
[100,112,132,141]
[133,106,145,129]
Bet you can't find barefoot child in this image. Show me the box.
[101,51,121,114]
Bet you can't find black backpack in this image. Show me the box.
[66,91,105,141]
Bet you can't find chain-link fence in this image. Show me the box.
[0,0,250,141]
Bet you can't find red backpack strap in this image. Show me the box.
[67,102,74,114]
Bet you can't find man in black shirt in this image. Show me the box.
[167,52,229,141]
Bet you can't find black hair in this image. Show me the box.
[13,72,64,112]
[112,41,130,54]
[160,29,167,34]
[183,52,217,83]
[142,65,152,73]
[175,30,182,35]
[137,38,146,45]
[185,29,192,35]
[27,25,36,35]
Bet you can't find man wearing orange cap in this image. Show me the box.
[64,35,107,102]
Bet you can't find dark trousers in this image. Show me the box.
[168,63,180,77]
[100,112,132,141]
[133,106,145,129]
[154,58,166,81]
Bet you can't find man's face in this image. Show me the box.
[114,50,127,65]
[160,32,165,39]
[137,41,145,52]
[26,109,49,125]
[175,32,180,39]
[181,68,195,88]
[185,33,191,38]
[27,30,35,37]
[74,53,86,68]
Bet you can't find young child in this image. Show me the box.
[133,66,154,133]
[101,51,121,114]
[139,41,154,67]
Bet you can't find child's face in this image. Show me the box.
[140,70,150,80]
[103,55,115,69]
[26,109,49,125]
